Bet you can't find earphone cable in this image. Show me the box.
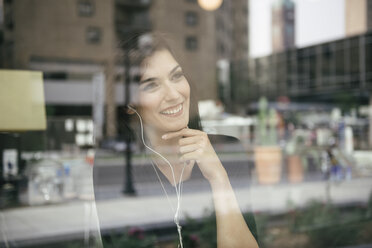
[150,160,175,212]
[129,106,185,248]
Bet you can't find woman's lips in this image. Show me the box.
[160,103,183,117]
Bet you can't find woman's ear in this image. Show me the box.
[125,105,136,115]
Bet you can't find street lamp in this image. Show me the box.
[198,0,223,11]
[122,40,136,196]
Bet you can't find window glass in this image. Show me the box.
[2,1,372,248]
[185,35,198,50]
[185,11,198,26]
[86,26,101,44]
[78,0,94,17]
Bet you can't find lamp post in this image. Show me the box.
[122,41,136,196]
[116,0,152,196]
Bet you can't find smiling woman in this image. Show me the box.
[138,50,191,136]
[94,33,259,248]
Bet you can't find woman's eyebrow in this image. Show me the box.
[140,65,181,84]
[140,77,157,84]
[169,65,181,75]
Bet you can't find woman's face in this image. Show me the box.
[137,49,190,134]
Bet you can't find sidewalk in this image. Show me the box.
[1,177,372,246]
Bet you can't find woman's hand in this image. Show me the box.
[162,128,227,182]
[164,129,259,248]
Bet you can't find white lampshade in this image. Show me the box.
[198,0,223,11]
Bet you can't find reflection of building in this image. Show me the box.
[151,0,250,104]
[271,0,295,53]
[215,1,233,105]
[231,0,249,62]
[249,0,372,148]
[1,0,120,140]
[230,0,250,106]
[215,0,250,108]
[0,0,14,69]
[0,0,223,140]
[251,32,372,104]
[250,0,372,102]
[345,0,372,36]
[1,0,252,138]
[150,0,217,101]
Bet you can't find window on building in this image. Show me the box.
[286,10,294,21]
[334,41,345,77]
[4,41,14,68]
[185,36,198,51]
[286,51,294,88]
[286,26,294,40]
[321,44,333,80]
[217,42,225,56]
[4,7,13,30]
[308,49,316,88]
[43,72,68,80]
[366,35,372,77]
[0,3,3,27]
[349,38,360,75]
[78,0,94,17]
[185,11,198,26]
[86,26,101,44]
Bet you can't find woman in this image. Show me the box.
[98,33,259,248]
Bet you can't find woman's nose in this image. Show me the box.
[164,82,180,101]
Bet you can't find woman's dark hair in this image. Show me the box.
[121,32,202,131]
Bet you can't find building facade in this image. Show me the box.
[150,0,217,101]
[249,0,372,103]
[0,0,230,140]
[345,0,372,36]
[214,0,250,109]
[1,0,119,140]
[271,0,295,53]
[252,32,372,103]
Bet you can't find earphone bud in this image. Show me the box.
[127,105,136,111]
[126,105,136,114]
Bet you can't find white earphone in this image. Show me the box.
[126,104,185,248]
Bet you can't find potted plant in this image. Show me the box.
[254,97,282,184]
[285,131,307,183]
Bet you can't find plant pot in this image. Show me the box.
[287,155,304,183]
[254,146,282,184]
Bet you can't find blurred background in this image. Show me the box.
[1,0,372,247]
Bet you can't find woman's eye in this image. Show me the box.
[171,71,184,81]
[142,82,158,91]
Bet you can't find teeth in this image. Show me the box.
[161,104,182,115]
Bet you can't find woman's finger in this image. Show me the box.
[180,149,203,162]
[180,149,215,163]
[179,144,200,154]
[178,136,199,146]
[162,128,201,140]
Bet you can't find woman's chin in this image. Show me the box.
[162,122,188,133]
